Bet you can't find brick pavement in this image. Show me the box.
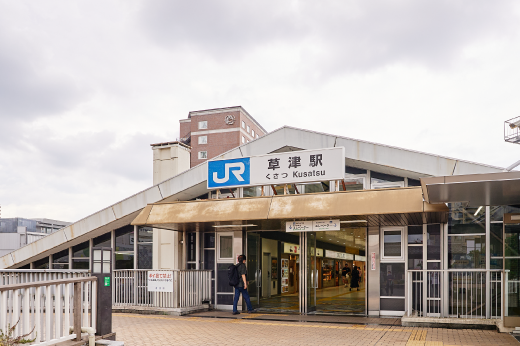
[113,313,519,346]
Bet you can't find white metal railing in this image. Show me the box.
[0,276,97,346]
[407,269,508,319]
[0,269,91,286]
[113,269,212,309]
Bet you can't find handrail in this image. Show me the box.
[0,269,90,273]
[407,269,508,272]
[0,276,96,292]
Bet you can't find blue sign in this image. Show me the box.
[207,158,251,189]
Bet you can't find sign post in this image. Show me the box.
[91,247,113,337]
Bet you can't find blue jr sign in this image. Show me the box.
[207,157,251,189]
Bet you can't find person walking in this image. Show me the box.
[341,263,351,288]
[232,254,256,315]
[350,266,360,291]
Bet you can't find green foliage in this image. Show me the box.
[0,319,36,346]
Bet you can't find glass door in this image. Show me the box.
[504,223,520,326]
[246,233,261,308]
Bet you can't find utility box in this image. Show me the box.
[91,247,112,336]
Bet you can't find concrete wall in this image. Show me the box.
[152,143,191,185]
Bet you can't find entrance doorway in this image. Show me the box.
[246,227,366,314]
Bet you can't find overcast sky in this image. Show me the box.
[1,1,520,222]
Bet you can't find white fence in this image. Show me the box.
[0,276,97,346]
[407,269,508,319]
[113,270,212,310]
[0,269,90,286]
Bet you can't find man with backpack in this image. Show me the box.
[230,254,256,315]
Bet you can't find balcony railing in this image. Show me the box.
[407,269,508,319]
[113,269,212,311]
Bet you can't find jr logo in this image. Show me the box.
[207,158,250,188]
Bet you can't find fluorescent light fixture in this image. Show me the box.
[340,220,367,224]
[212,224,257,228]
[474,206,483,216]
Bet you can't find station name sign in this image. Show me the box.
[207,147,345,189]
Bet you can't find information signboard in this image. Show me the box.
[148,271,174,292]
[286,219,340,232]
[207,147,345,189]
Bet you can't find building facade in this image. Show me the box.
[0,113,518,327]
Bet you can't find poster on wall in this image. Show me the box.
[148,271,174,292]
[371,252,376,270]
[271,258,278,280]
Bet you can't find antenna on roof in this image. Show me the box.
[504,117,520,171]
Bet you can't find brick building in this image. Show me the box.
[179,106,267,167]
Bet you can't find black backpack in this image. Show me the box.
[228,263,240,287]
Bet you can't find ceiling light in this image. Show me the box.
[474,206,483,216]
[341,220,367,224]
[212,224,257,228]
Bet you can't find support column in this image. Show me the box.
[485,206,491,318]
[195,223,200,270]
[134,225,138,269]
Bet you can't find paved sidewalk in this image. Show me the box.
[113,313,519,346]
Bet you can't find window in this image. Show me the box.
[33,257,49,269]
[242,136,245,144]
[251,129,255,137]
[72,241,90,269]
[382,228,404,260]
[138,227,153,269]
[371,171,405,189]
[52,249,69,269]
[218,234,233,260]
[93,232,111,248]
[338,177,365,191]
[115,226,134,269]
[198,136,207,144]
[198,151,207,159]
[247,125,250,133]
[242,121,245,129]
[198,121,207,129]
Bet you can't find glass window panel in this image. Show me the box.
[186,232,196,262]
[380,263,405,297]
[427,262,441,270]
[384,231,402,257]
[408,226,423,244]
[53,249,69,263]
[72,241,90,258]
[33,257,49,269]
[93,250,101,261]
[138,227,153,243]
[214,188,237,199]
[448,203,486,234]
[408,246,423,270]
[115,252,133,269]
[345,166,367,175]
[219,236,233,259]
[115,226,134,252]
[490,205,520,222]
[53,263,69,269]
[217,263,234,293]
[448,235,485,269]
[93,232,111,248]
[103,262,111,272]
[204,249,215,277]
[490,258,503,270]
[490,223,503,257]
[243,186,262,198]
[93,262,101,273]
[72,259,89,270]
[407,178,421,187]
[427,225,441,260]
[371,171,404,184]
[187,263,196,270]
[138,244,153,269]
[505,258,520,281]
[505,224,520,257]
[338,178,364,191]
[204,232,215,248]
[273,184,297,195]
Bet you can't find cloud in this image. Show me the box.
[139,0,518,72]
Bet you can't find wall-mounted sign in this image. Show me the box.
[325,250,353,260]
[286,219,340,232]
[284,243,300,254]
[355,255,366,262]
[371,252,376,270]
[207,147,345,189]
[148,271,174,292]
